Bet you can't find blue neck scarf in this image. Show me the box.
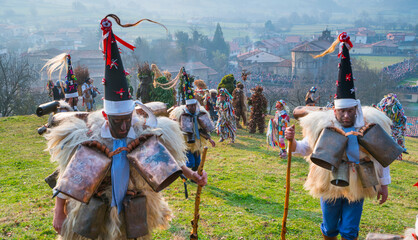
[111,138,130,214]
[185,108,200,140]
[343,127,360,164]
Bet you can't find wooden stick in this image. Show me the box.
[190,147,208,240]
[281,139,293,240]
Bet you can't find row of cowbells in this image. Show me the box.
[310,124,403,187]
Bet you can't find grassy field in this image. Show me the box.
[353,55,410,70]
[399,77,418,86]
[0,115,417,239]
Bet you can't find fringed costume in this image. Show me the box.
[232,82,247,128]
[376,93,407,160]
[216,88,236,143]
[44,15,185,240]
[248,86,267,134]
[45,111,186,240]
[294,32,401,240]
[266,100,289,158]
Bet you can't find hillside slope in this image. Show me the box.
[0,115,417,239]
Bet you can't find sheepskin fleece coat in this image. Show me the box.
[169,105,210,154]
[299,106,392,202]
[44,110,186,240]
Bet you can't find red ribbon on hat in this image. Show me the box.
[338,32,353,58]
[101,17,136,66]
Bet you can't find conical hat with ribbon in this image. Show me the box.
[100,15,167,115]
[100,17,136,115]
[312,32,364,127]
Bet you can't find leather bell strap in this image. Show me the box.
[82,134,155,158]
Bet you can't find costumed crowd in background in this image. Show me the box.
[35,13,415,240]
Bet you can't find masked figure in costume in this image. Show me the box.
[216,88,236,143]
[376,93,407,160]
[42,54,79,111]
[285,32,402,240]
[232,82,247,129]
[170,81,216,171]
[248,86,267,134]
[267,100,290,158]
[45,15,207,240]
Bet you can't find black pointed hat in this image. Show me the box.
[335,43,355,101]
[333,32,364,127]
[101,17,134,115]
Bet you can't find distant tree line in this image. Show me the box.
[130,23,230,75]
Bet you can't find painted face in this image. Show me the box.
[334,106,356,128]
[186,103,197,114]
[220,95,226,101]
[108,113,132,139]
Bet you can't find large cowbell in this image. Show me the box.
[310,127,348,170]
[127,135,182,192]
[331,161,349,187]
[356,160,379,188]
[358,124,403,167]
[55,145,112,203]
[198,112,215,133]
[180,114,195,143]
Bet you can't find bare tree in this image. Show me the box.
[0,53,46,117]
[264,86,289,114]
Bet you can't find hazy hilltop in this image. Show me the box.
[1,0,417,25]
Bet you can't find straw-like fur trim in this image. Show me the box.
[169,105,209,153]
[156,116,187,166]
[46,109,185,239]
[299,107,392,202]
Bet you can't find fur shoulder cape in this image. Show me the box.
[298,106,392,202]
[169,105,209,153]
[44,110,186,239]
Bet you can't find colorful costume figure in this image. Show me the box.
[376,93,407,159]
[232,82,247,128]
[216,88,237,143]
[267,100,290,158]
[291,32,399,240]
[248,86,267,134]
[305,86,320,106]
[44,15,202,240]
[64,55,79,111]
[204,89,218,122]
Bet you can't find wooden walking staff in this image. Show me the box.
[281,125,294,240]
[190,146,208,240]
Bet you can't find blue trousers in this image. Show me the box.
[186,151,201,171]
[320,197,364,240]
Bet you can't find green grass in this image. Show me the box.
[399,77,418,86]
[353,56,411,70]
[0,115,417,239]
